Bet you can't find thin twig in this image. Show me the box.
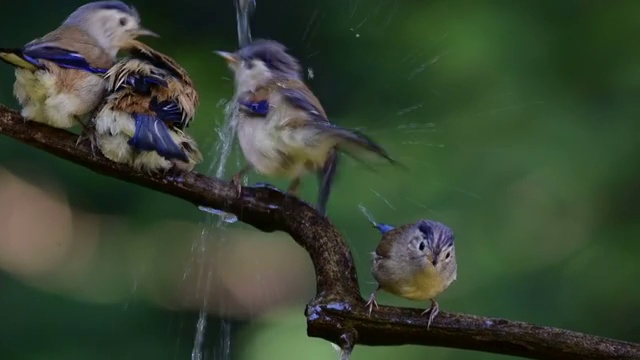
[0,104,637,359]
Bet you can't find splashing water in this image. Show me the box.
[339,347,353,360]
[198,206,239,223]
[197,100,240,222]
[189,226,216,360]
[235,0,256,47]
[189,2,256,354]
[189,96,240,359]
[191,310,208,360]
[330,333,355,360]
[212,100,238,179]
[358,203,377,225]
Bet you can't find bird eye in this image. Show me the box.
[245,60,255,70]
[418,241,426,251]
[119,17,128,26]
[445,252,451,260]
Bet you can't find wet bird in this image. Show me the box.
[367,219,457,329]
[93,39,202,173]
[216,39,399,215]
[0,1,157,130]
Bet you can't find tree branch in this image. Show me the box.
[0,104,637,359]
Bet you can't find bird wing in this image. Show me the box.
[149,97,184,126]
[23,45,108,73]
[128,113,189,162]
[275,79,401,167]
[106,88,189,162]
[276,79,328,123]
[0,45,108,74]
[5,26,115,72]
[236,79,328,122]
[375,223,413,259]
[124,40,193,85]
[107,40,198,129]
[274,79,338,215]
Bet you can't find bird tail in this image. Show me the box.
[317,149,338,215]
[309,122,403,168]
[0,48,40,71]
[128,113,189,162]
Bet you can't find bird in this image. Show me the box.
[366,219,457,329]
[92,39,202,174]
[0,1,158,131]
[215,39,399,215]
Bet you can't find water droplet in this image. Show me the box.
[358,203,376,224]
[216,98,228,108]
[198,206,238,223]
[332,332,355,360]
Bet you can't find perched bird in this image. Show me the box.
[0,1,157,130]
[216,39,398,215]
[93,40,202,173]
[366,219,457,329]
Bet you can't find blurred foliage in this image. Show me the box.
[1,0,639,359]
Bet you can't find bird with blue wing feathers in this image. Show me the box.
[0,1,157,132]
[216,39,401,215]
[92,39,202,174]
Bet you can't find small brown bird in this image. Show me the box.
[0,1,157,130]
[216,39,400,215]
[93,40,201,174]
[367,219,457,329]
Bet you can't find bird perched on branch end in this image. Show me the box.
[366,219,457,330]
[216,39,402,215]
[92,39,202,174]
[0,1,157,131]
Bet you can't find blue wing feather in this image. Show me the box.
[149,97,185,128]
[239,98,270,116]
[128,113,189,162]
[21,45,107,74]
[120,74,168,94]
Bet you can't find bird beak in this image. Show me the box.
[427,255,437,267]
[214,51,238,63]
[134,27,160,38]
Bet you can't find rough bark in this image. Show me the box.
[0,104,638,359]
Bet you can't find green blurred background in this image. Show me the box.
[0,0,639,359]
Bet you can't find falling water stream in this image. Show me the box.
[190,1,255,358]
[190,100,238,360]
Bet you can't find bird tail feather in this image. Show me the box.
[0,48,40,71]
[309,123,403,168]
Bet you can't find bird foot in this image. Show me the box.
[421,299,440,330]
[365,293,379,316]
[164,167,187,183]
[75,118,97,155]
[75,131,98,156]
[230,173,244,198]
